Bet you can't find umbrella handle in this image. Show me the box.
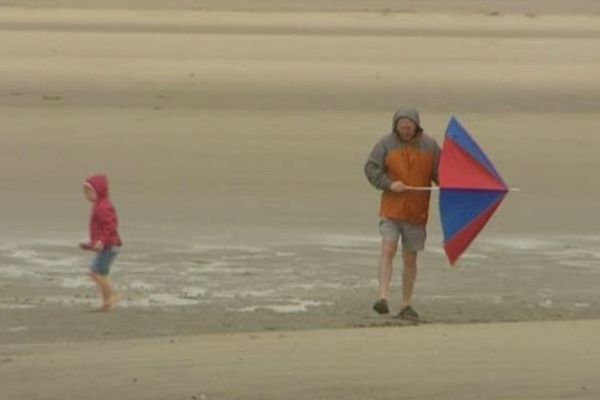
[405,186,440,191]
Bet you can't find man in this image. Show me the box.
[364,107,440,321]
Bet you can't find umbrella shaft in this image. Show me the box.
[405,186,520,192]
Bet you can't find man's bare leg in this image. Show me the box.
[400,249,418,309]
[373,239,398,314]
[378,239,398,300]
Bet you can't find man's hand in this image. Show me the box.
[92,241,104,252]
[389,181,407,193]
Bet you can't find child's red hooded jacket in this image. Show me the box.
[84,174,122,248]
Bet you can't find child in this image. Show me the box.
[80,174,122,312]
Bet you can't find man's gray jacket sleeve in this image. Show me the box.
[364,139,392,191]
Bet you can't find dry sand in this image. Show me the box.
[2,320,600,400]
[1,3,600,399]
[3,0,600,14]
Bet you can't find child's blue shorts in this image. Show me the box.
[91,247,120,276]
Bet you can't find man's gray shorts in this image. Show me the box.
[379,218,427,252]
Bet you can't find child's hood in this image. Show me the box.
[84,174,110,200]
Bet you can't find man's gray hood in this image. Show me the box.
[392,107,421,132]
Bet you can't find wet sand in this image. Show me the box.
[2,235,600,346]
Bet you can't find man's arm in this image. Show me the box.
[364,138,392,191]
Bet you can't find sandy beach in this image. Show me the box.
[1,2,600,398]
[3,320,600,400]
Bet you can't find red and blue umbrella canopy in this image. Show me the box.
[439,117,509,265]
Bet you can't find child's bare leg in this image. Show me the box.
[89,271,109,307]
[97,275,119,311]
[89,272,119,310]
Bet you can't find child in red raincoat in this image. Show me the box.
[80,174,122,312]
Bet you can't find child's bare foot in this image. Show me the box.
[101,294,120,312]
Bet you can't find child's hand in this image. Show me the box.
[92,241,104,252]
[79,242,92,250]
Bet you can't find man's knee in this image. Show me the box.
[381,241,398,257]
[402,250,418,266]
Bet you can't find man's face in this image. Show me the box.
[395,118,418,142]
